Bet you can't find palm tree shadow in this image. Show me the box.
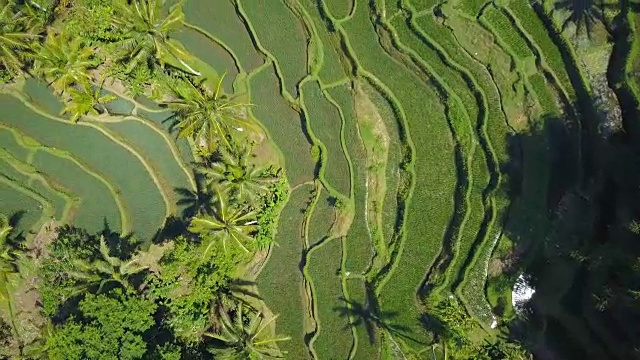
[551,0,621,38]
[7,210,27,242]
[226,279,262,301]
[100,218,138,259]
[215,279,263,314]
[174,177,215,219]
[332,285,425,345]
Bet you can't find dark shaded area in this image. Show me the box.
[552,0,618,38]
[608,0,640,143]
[495,99,640,359]
[333,282,425,346]
[4,210,27,242]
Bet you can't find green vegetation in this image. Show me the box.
[2,0,639,359]
[238,0,308,97]
[257,184,313,360]
[302,80,351,196]
[307,238,353,359]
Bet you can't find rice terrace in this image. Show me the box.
[1,0,640,359]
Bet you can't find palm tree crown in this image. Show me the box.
[0,214,21,291]
[65,236,148,293]
[205,304,290,359]
[198,142,277,206]
[0,214,18,297]
[188,190,257,254]
[60,83,117,122]
[111,0,198,74]
[0,3,40,74]
[33,31,98,94]
[164,76,252,153]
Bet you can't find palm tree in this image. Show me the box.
[188,190,257,254]
[0,214,21,344]
[0,2,41,74]
[0,214,10,243]
[66,236,148,293]
[0,215,18,301]
[33,31,98,94]
[163,76,253,153]
[60,83,117,122]
[111,0,199,74]
[198,142,277,206]
[205,304,290,359]
[213,279,262,315]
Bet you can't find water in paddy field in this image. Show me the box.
[0,87,165,240]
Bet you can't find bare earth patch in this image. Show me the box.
[354,81,391,262]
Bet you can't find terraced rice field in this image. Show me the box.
[182,0,590,358]
[0,80,194,241]
[1,0,599,358]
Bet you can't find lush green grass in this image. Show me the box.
[239,0,309,96]
[24,177,68,222]
[0,158,24,182]
[505,1,577,101]
[342,2,456,344]
[410,0,438,12]
[101,120,193,208]
[446,12,526,111]
[345,278,380,360]
[391,15,479,123]
[481,4,535,62]
[258,184,314,360]
[182,0,264,72]
[307,188,335,246]
[384,0,401,16]
[327,84,373,274]
[324,0,352,19]
[357,81,403,249]
[307,238,353,359]
[0,94,163,240]
[414,12,513,325]
[302,80,351,196]
[389,13,493,299]
[455,0,488,17]
[628,12,640,99]
[248,64,315,186]
[172,27,239,92]
[529,73,561,114]
[449,146,489,283]
[298,0,348,83]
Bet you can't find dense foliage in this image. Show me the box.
[2,0,640,359]
[0,0,289,358]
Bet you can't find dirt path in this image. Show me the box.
[354,81,392,269]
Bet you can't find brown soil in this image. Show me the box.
[252,135,282,169]
[353,81,391,258]
[30,219,58,260]
[138,242,173,274]
[330,206,354,239]
[241,248,269,280]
